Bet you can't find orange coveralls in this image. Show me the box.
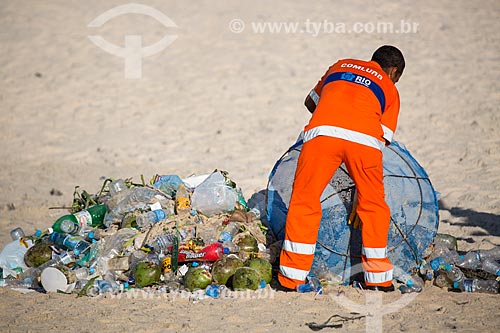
[279,59,400,289]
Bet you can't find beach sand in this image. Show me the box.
[0,0,499,332]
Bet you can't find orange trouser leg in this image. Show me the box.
[278,136,343,289]
[343,141,393,287]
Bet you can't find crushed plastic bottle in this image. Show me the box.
[296,276,323,294]
[135,209,169,228]
[455,278,499,294]
[218,222,240,243]
[399,274,424,293]
[433,233,458,251]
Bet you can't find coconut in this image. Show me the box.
[232,267,261,290]
[184,267,212,291]
[212,255,243,285]
[132,261,161,288]
[246,258,272,284]
[236,234,258,253]
[24,242,53,267]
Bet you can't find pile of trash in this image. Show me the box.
[397,233,499,294]
[0,171,273,297]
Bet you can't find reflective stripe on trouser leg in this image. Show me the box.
[278,136,343,289]
[343,141,393,286]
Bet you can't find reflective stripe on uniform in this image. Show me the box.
[381,124,394,143]
[362,247,387,259]
[280,265,309,281]
[364,269,393,284]
[303,125,385,150]
[309,89,320,105]
[283,240,316,255]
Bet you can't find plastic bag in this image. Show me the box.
[0,239,33,273]
[191,171,237,217]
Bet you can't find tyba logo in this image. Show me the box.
[88,3,178,79]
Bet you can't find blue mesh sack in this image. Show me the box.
[266,136,439,283]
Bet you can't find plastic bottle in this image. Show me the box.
[175,184,191,216]
[135,209,169,228]
[458,251,480,270]
[399,274,424,293]
[296,276,323,294]
[177,242,229,263]
[479,247,500,261]
[37,252,76,271]
[0,238,33,271]
[456,278,499,294]
[104,187,161,227]
[73,267,96,280]
[428,245,461,265]
[152,232,175,253]
[444,266,465,288]
[218,222,240,243]
[10,227,25,241]
[481,259,500,276]
[49,232,91,256]
[433,233,458,251]
[434,271,453,288]
[52,205,107,234]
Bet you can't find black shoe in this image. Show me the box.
[353,281,395,292]
[270,278,296,292]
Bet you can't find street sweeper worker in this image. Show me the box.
[279,45,405,292]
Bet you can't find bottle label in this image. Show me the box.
[463,279,473,292]
[161,256,172,273]
[73,210,92,228]
[153,209,166,222]
[220,231,233,242]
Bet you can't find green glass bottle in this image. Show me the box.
[52,205,107,234]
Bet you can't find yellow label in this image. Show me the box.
[161,257,172,273]
[176,197,191,210]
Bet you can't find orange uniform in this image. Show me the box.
[279,59,400,289]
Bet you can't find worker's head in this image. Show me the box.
[371,45,405,83]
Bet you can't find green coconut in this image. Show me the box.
[132,261,161,288]
[246,258,272,284]
[212,255,243,285]
[232,267,261,290]
[184,267,212,291]
[236,234,258,253]
[24,242,53,267]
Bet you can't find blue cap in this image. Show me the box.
[453,281,459,289]
[88,231,95,239]
[406,279,414,287]
[443,264,452,271]
[35,230,42,237]
[192,262,199,267]
[89,267,95,274]
[223,248,229,254]
[259,279,266,289]
[429,258,440,271]
[74,249,80,256]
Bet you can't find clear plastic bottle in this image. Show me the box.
[152,232,175,253]
[444,266,465,288]
[433,233,458,251]
[135,209,169,228]
[10,227,25,241]
[434,271,453,288]
[296,276,323,294]
[104,187,161,227]
[458,251,481,269]
[73,267,96,280]
[399,274,424,293]
[479,247,500,261]
[429,245,461,265]
[49,232,91,256]
[456,278,498,294]
[218,222,240,243]
[481,259,500,276]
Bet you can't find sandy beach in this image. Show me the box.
[0,0,499,332]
